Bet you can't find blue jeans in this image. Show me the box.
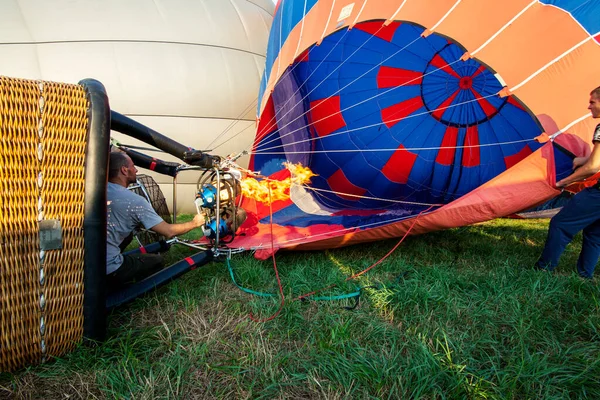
[536,187,600,278]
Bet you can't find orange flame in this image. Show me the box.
[241,162,316,204]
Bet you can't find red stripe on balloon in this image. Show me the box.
[462,126,480,167]
[472,65,486,78]
[381,144,417,184]
[381,96,423,128]
[504,145,532,169]
[471,89,497,117]
[435,126,459,166]
[309,96,347,137]
[377,66,423,88]
[429,54,461,79]
[296,47,310,63]
[327,169,366,201]
[256,95,277,142]
[354,20,401,42]
[431,89,459,120]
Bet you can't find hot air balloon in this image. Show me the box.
[0,0,275,212]
[230,0,600,256]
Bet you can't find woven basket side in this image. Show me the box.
[0,77,88,371]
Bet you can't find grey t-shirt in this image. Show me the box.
[593,123,600,143]
[106,182,164,274]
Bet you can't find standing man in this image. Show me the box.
[106,151,205,287]
[535,86,600,279]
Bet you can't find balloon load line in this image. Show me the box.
[255,31,428,151]
[210,21,358,154]
[214,19,423,154]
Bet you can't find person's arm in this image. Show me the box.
[150,213,205,239]
[556,142,600,188]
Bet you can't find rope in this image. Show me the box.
[254,32,428,152]
[246,210,438,251]
[209,15,356,154]
[222,18,529,318]
[227,204,432,321]
[208,97,258,151]
[226,257,274,297]
[302,184,443,206]
[249,185,285,322]
[226,256,364,302]
[293,204,434,301]
[254,89,500,153]
[249,172,443,206]
[252,137,534,155]
[254,23,367,143]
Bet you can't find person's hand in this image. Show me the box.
[193,213,205,228]
[572,157,587,170]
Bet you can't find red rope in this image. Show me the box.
[292,204,436,302]
[249,185,285,322]
[247,203,436,321]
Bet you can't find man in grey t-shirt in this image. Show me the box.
[107,152,205,288]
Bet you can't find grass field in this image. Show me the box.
[1,217,599,399]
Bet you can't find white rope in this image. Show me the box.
[208,97,258,151]
[292,0,310,59]
[249,0,540,155]
[210,121,257,152]
[252,138,533,155]
[351,0,369,27]
[254,91,504,153]
[255,22,392,148]
[549,113,592,140]
[254,33,434,151]
[471,0,537,56]
[255,4,492,153]
[319,0,337,43]
[298,184,444,206]
[511,33,599,92]
[246,209,438,250]
[387,0,408,24]
[430,0,462,32]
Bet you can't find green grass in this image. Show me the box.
[2,217,600,399]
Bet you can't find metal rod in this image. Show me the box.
[214,168,221,248]
[173,173,178,224]
[173,241,209,251]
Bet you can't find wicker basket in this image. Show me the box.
[0,76,109,372]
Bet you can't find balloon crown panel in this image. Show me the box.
[255,21,544,213]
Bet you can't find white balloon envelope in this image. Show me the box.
[0,0,275,211]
